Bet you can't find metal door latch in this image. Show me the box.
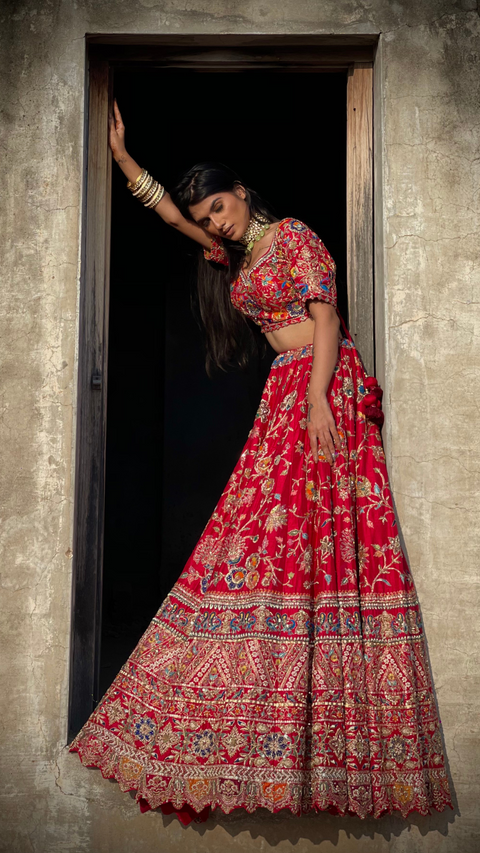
[91,370,102,390]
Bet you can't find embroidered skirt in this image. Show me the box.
[70,339,452,822]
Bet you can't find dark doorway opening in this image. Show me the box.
[99,68,347,698]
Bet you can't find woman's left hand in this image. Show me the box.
[307,393,341,465]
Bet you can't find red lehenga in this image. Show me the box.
[70,219,452,823]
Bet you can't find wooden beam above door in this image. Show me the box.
[87,38,376,68]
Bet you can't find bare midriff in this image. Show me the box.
[264,316,317,354]
[265,316,344,354]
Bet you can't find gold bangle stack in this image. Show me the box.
[127,169,166,209]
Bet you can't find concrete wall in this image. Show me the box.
[1,1,479,851]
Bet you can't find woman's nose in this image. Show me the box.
[210,214,224,230]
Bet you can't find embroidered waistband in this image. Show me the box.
[271,338,352,369]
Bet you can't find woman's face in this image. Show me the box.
[189,186,250,241]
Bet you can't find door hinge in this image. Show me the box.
[91,369,102,390]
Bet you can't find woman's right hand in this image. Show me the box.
[109,99,127,163]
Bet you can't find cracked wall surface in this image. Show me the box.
[0,1,479,851]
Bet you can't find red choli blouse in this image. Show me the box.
[203,218,337,333]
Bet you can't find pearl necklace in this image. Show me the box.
[239,214,270,253]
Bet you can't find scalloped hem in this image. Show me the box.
[140,798,453,827]
[69,745,453,825]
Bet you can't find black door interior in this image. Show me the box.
[100,68,347,698]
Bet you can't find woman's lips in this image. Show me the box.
[223,224,234,237]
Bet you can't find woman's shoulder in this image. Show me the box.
[275,218,321,246]
[277,217,310,233]
[275,218,336,269]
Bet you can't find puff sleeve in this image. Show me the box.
[203,236,229,266]
[280,219,337,308]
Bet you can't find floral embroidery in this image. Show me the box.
[204,219,336,334]
[203,238,229,266]
[132,716,156,744]
[192,731,216,757]
[222,727,248,757]
[245,570,260,590]
[262,732,291,759]
[155,723,181,754]
[265,504,288,532]
[71,343,451,820]
[225,567,247,590]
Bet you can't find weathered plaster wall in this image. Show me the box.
[0,1,478,851]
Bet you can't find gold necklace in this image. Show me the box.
[239,214,270,253]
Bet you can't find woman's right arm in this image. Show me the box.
[109,100,212,251]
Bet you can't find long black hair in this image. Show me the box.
[170,162,278,374]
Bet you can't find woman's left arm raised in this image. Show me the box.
[306,301,341,466]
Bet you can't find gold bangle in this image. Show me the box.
[141,181,160,206]
[133,174,153,198]
[133,174,153,199]
[127,169,166,208]
[145,185,165,208]
[127,168,147,190]
[145,184,165,208]
[133,174,150,196]
[145,182,162,204]
[144,184,161,207]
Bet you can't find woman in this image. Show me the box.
[70,101,452,824]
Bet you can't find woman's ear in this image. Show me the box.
[233,183,247,200]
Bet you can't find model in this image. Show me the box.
[70,101,452,825]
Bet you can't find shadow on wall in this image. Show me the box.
[133,793,458,844]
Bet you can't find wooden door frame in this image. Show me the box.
[68,35,378,740]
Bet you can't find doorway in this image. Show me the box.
[99,68,348,696]
[68,38,377,739]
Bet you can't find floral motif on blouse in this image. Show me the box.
[203,238,229,266]
[203,218,337,333]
